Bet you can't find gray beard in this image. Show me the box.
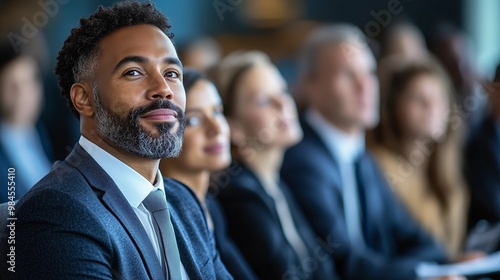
[93,87,185,159]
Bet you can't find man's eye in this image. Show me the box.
[165,71,180,78]
[124,70,141,76]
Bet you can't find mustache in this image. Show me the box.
[131,100,185,121]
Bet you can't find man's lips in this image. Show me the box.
[141,109,178,121]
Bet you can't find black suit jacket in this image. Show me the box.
[281,116,448,280]
[465,117,500,228]
[206,195,258,280]
[1,144,231,279]
[217,163,339,280]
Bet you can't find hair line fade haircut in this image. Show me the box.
[55,1,174,118]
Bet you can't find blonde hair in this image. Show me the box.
[210,50,272,117]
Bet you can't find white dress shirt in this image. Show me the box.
[79,136,189,279]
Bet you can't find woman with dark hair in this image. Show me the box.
[160,68,257,280]
[370,55,470,259]
[211,51,338,279]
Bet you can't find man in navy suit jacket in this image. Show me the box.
[281,24,451,280]
[1,2,231,279]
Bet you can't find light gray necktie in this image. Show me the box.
[143,189,182,280]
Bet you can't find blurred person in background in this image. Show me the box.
[160,68,257,280]
[465,63,500,230]
[212,51,339,280]
[281,24,472,280]
[367,21,429,146]
[0,38,53,203]
[370,55,470,259]
[430,22,485,129]
[180,37,222,75]
[378,21,428,60]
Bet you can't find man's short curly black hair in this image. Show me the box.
[55,1,173,118]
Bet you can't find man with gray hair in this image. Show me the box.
[282,24,451,279]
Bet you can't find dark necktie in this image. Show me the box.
[341,153,366,248]
[143,189,183,280]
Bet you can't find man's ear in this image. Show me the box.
[227,118,246,146]
[70,82,94,117]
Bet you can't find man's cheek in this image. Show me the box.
[106,99,131,116]
[175,88,187,111]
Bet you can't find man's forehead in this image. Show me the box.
[97,24,177,61]
[314,44,374,71]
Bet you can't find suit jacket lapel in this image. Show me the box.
[66,144,164,280]
[168,210,202,280]
[300,116,343,187]
[300,116,344,197]
[164,184,203,279]
[239,164,281,216]
[355,152,393,253]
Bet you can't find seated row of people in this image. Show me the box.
[1,2,497,278]
[164,24,490,279]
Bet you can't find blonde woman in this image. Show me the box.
[211,51,338,279]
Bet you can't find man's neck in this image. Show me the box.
[314,108,364,137]
[325,119,363,137]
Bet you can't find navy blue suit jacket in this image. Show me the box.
[4,144,231,279]
[217,163,339,280]
[465,117,500,228]
[205,195,258,280]
[281,116,448,280]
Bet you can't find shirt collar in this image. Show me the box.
[79,136,164,208]
[305,108,365,163]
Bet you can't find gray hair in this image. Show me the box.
[73,48,99,82]
[299,23,370,77]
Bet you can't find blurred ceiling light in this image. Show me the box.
[240,0,302,28]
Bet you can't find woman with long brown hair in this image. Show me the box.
[370,55,469,258]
